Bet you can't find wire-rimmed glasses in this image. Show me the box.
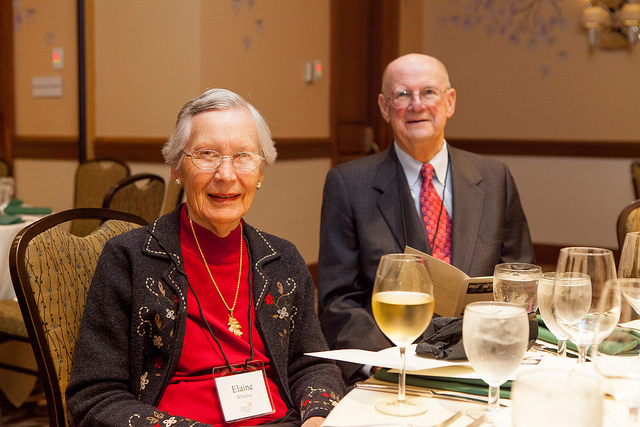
[183,149,265,171]
[383,87,450,109]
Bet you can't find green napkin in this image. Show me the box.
[374,368,512,399]
[4,199,52,215]
[0,214,24,225]
[537,315,640,356]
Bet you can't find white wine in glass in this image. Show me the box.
[371,253,435,417]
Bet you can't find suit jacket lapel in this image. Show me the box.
[373,147,430,254]
[449,147,485,273]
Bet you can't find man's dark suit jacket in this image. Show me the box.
[317,144,535,383]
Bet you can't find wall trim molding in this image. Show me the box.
[449,138,640,158]
[13,137,640,161]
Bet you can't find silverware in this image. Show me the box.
[464,414,487,427]
[354,382,503,406]
[434,410,463,427]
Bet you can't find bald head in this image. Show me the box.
[381,54,451,94]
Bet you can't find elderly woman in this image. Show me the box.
[66,88,345,426]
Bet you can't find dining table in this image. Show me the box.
[0,207,51,409]
[316,329,638,427]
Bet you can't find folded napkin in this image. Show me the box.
[374,368,512,398]
[0,214,24,225]
[416,313,539,361]
[4,199,52,215]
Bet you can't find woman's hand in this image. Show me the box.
[301,416,325,427]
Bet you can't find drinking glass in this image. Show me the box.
[371,253,435,417]
[493,262,542,313]
[551,247,619,366]
[463,301,529,423]
[619,232,640,279]
[537,272,569,357]
[511,368,604,427]
[0,176,14,216]
[593,278,640,426]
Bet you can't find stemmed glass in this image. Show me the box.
[371,253,435,417]
[492,262,542,313]
[462,301,529,423]
[0,177,14,216]
[551,247,619,366]
[592,278,638,427]
[537,272,569,357]
[619,232,640,279]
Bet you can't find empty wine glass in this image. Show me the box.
[0,177,14,216]
[592,278,638,427]
[537,272,569,357]
[493,262,542,313]
[619,232,640,279]
[371,253,435,417]
[463,301,529,423]
[551,247,619,366]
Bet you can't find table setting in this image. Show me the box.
[311,242,640,427]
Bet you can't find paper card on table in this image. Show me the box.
[306,345,471,372]
[404,246,494,317]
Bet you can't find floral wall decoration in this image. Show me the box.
[438,0,570,76]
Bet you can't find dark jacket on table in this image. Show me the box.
[67,206,344,426]
[317,145,535,383]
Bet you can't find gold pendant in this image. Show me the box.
[228,316,243,337]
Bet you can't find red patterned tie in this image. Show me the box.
[420,164,452,263]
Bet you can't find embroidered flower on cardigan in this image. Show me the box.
[162,417,177,426]
[277,306,289,319]
[299,386,340,419]
[265,293,274,305]
[165,308,175,320]
[153,335,163,348]
[140,372,149,390]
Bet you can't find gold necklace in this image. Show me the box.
[189,217,244,337]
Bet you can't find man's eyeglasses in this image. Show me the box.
[182,149,265,172]
[384,87,450,109]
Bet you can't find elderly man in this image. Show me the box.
[317,53,535,385]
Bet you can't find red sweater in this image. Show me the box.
[157,208,287,425]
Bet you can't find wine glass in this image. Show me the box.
[551,247,619,366]
[0,177,14,216]
[463,301,529,423]
[371,253,435,417]
[619,232,640,279]
[537,272,569,357]
[493,262,542,313]
[592,278,638,427]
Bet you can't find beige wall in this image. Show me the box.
[414,1,640,249]
[13,0,331,264]
[12,0,640,265]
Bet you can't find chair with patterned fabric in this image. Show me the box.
[69,159,130,237]
[617,199,640,251]
[632,161,640,200]
[9,208,148,427]
[102,173,165,224]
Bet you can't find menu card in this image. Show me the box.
[404,246,494,317]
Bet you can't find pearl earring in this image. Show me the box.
[175,179,182,187]
[256,181,262,190]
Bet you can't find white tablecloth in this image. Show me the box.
[0,215,43,301]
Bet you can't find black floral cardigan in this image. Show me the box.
[66,207,344,426]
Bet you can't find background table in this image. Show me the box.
[0,215,43,301]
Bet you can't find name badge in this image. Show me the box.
[213,361,275,422]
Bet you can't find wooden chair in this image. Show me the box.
[69,159,130,236]
[161,177,184,215]
[102,173,165,223]
[617,199,640,251]
[632,161,640,200]
[0,158,12,177]
[9,208,148,427]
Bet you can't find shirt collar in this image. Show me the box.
[394,141,449,187]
